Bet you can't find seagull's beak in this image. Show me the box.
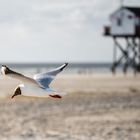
[11,87,21,99]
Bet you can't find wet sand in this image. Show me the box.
[0,74,139,140]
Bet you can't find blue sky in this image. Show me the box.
[0,0,140,63]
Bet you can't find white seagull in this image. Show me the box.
[1,63,68,99]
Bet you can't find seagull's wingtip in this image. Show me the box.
[65,63,68,66]
[11,95,14,99]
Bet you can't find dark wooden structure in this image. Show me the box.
[104,6,140,74]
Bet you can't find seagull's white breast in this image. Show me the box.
[19,84,53,97]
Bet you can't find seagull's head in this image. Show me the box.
[1,65,10,75]
[11,86,22,99]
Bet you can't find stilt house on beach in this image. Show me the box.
[104,6,140,74]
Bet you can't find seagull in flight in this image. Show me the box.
[1,63,68,99]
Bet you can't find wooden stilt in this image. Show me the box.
[111,37,140,74]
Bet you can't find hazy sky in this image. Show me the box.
[0,0,140,63]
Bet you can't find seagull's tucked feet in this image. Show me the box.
[49,95,62,98]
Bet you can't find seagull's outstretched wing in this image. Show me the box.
[1,65,39,87]
[34,63,68,88]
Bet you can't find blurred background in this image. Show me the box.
[0,0,138,63]
[0,0,140,140]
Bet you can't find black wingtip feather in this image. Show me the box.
[60,63,68,71]
[65,63,68,67]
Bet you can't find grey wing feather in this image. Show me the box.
[34,63,68,88]
[1,65,40,87]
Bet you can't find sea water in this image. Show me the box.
[0,63,113,75]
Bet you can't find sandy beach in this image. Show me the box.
[0,73,140,140]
